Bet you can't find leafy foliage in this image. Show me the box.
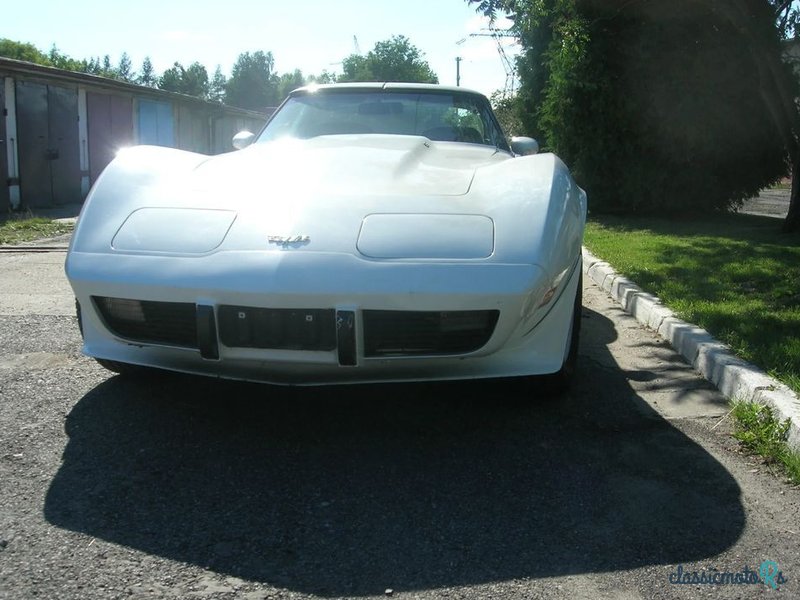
[307,70,337,85]
[0,38,50,64]
[0,35,430,110]
[489,90,524,137]
[117,52,135,82]
[225,51,280,110]
[159,61,210,98]
[732,400,800,483]
[0,39,90,73]
[338,35,438,83]
[138,57,158,87]
[468,0,798,214]
[732,401,791,461]
[209,65,227,103]
[276,69,307,102]
[47,45,85,71]
[770,0,800,38]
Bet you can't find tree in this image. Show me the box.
[0,38,50,64]
[468,0,797,219]
[750,0,800,231]
[159,62,185,92]
[47,45,84,71]
[209,65,227,103]
[158,61,209,98]
[338,35,438,83]
[225,50,279,110]
[490,90,524,137]
[182,61,210,98]
[101,54,115,78]
[308,70,337,84]
[117,52,135,82]
[82,56,102,75]
[138,56,158,87]
[276,69,306,101]
[771,0,800,38]
[80,54,117,78]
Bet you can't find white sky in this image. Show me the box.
[4,0,520,98]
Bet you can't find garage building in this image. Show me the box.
[1,57,270,211]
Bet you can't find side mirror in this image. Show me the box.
[232,131,255,150]
[510,136,539,156]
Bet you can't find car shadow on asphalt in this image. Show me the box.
[44,306,744,597]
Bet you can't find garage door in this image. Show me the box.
[0,78,8,208]
[87,92,133,184]
[138,99,174,147]
[16,81,81,208]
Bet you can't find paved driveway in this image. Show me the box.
[740,188,790,219]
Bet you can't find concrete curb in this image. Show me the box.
[582,247,800,451]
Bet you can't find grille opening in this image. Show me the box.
[93,297,198,348]
[363,310,499,357]
[218,306,336,351]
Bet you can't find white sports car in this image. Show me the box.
[66,83,587,388]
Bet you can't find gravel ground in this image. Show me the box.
[1,255,799,599]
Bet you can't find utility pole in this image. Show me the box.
[455,56,462,86]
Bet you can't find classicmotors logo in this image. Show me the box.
[668,560,788,590]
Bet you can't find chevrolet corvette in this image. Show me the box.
[66,82,587,388]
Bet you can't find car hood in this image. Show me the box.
[71,137,575,264]
[188,135,506,199]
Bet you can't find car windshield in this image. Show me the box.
[256,89,510,151]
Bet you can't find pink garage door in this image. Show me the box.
[87,92,133,185]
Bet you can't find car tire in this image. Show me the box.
[541,271,583,394]
[75,299,147,376]
[515,271,582,399]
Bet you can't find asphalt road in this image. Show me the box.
[1,240,799,600]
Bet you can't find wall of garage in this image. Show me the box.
[0,57,271,211]
[0,79,9,208]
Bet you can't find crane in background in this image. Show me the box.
[330,35,363,69]
[470,28,518,97]
[456,27,518,97]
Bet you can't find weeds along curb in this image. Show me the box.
[582,247,800,451]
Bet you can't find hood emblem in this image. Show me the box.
[268,235,310,247]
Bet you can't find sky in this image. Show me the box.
[4,0,520,98]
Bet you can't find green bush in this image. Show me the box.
[483,0,795,214]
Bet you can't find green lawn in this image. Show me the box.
[0,217,74,245]
[584,213,800,393]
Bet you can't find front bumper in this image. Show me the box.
[67,251,580,385]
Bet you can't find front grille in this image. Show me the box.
[218,306,336,351]
[93,297,198,348]
[363,310,499,357]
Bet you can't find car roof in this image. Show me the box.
[290,82,487,99]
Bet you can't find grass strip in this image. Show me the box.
[731,400,800,484]
[0,216,74,245]
[583,213,800,394]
